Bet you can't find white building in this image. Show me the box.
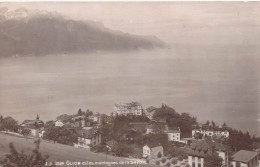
[143,143,164,159]
[55,120,64,127]
[167,128,181,142]
[192,129,229,138]
[230,150,259,167]
[113,102,144,116]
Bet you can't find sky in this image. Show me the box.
[0,2,259,135]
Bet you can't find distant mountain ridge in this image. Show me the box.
[0,7,165,57]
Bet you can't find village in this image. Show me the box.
[0,102,260,167]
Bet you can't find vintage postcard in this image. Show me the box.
[0,2,259,167]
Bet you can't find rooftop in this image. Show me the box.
[146,142,162,148]
[232,150,259,163]
[115,102,142,107]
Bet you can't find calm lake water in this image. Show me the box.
[0,47,259,136]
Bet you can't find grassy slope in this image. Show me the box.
[0,133,153,167]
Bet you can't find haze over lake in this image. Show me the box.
[0,2,259,136]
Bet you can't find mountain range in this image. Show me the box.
[0,7,165,57]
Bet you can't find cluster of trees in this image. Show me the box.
[153,104,197,137]
[0,115,19,132]
[226,129,254,151]
[43,126,78,146]
[204,153,223,167]
[0,140,55,167]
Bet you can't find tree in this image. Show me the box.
[171,159,177,165]
[155,161,160,165]
[0,140,53,167]
[211,120,216,127]
[206,120,210,125]
[157,152,162,158]
[0,115,3,123]
[204,153,223,167]
[1,116,19,132]
[194,132,203,139]
[161,158,166,163]
[78,108,83,116]
[21,128,31,138]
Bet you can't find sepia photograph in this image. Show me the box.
[0,2,260,167]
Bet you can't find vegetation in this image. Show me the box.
[43,126,78,146]
[0,116,19,132]
[161,158,166,163]
[204,153,223,167]
[226,129,253,151]
[0,139,53,167]
[157,152,162,158]
[153,104,197,137]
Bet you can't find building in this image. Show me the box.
[74,128,101,149]
[192,129,229,138]
[187,139,229,167]
[230,150,259,167]
[145,106,157,120]
[167,128,181,142]
[54,119,71,127]
[20,114,44,137]
[143,143,164,159]
[113,102,144,116]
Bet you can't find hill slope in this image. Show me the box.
[0,8,165,57]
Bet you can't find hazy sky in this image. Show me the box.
[0,2,259,135]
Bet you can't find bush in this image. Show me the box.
[0,139,54,167]
[165,162,171,167]
[157,152,162,158]
[172,159,177,165]
[93,144,107,152]
[161,158,166,163]
[178,156,183,161]
[167,154,172,159]
[155,161,160,165]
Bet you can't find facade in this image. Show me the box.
[113,102,144,116]
[167,128,181,142]
[230,150,259,167]
[74,128,101,148]
[192,129,229,138]
[143,143,164,159]
[187,139,229,167]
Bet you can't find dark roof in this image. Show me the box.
[21,119,44,129]
[232,150,259,163]
[146,142,161,148]
[189,139,229,156]
[146,106,157,113]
